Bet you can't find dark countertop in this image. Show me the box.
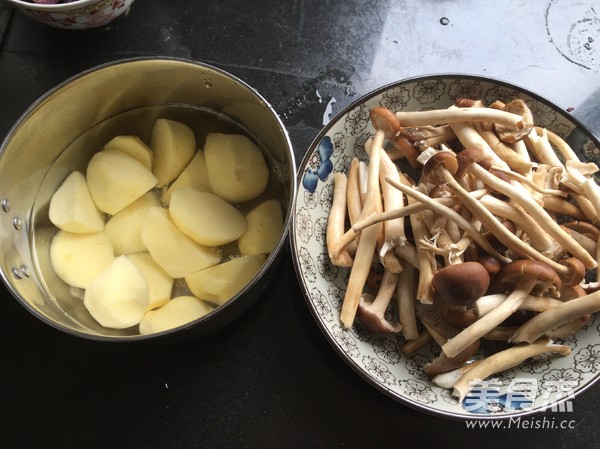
[0,1,599,448]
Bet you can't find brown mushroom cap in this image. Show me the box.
[558,257,586,287]
[477,255,502,275]
[456,147,493,178]
[370,107,401,139]
[497,260,562,296]
[423,151,458,185]
[357,293,402,333]
[432,261,491,306]
[494,99,534,143]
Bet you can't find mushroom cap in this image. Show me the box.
[432,261,491,306]
[357,293,402,333]
[562,220,600,242]
[423,151,458,185]
[477,255,502,275]
[558,257,586,287]
[497,260,562,296]
[456,147,493,178]
[494,99,534,143]
[441,305,479,328]
[370,107,401,139]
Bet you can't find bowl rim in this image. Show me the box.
[290,72,600,420]
[5,0,119,11]
[0,56,296,342]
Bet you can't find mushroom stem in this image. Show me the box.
[525,127,564,167]
[479,194,555,253]
[357,269,402,333]
[339,130,384,328]
[442,276,539,358]
[326,173,354,267]
[490,166,568,197]
[469,163,597,269]
[436,169,567,272]
[473,122,534,174]
[564,162,600,222]
[424,339,480,375]
[452,337,571,400]
[395,107,524,130]
[408,185,437,303]
[541,127,579,161]
[346,158,363,226]
[377,140,408,261]
[543,195,587,220]
[432,361,482,389]
[400,330,432,357]
[396,263,419,340]
[510,289,600,343]
[384,176,511,263]
[474,293,562,316]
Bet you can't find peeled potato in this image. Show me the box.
[150,118,196,187]
[126,253,174,312]
[161,150,211,205]
[83,256,149,329]
[141,207,222,278]
[50,230,115,289]
[238,199,283,255]
[48,171,104,233]
[139,295,213,335]
[185,254,266,306]
[204,133,270,202]
[86,149,157,215]
[104,192,161,255]
[103,135,153,171]
[169,188,246,246]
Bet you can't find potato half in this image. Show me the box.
[204,133,270,203]
[185,254,266,306]
[169,188,246,246]
[141,207,222,278]
[48,171,104,234]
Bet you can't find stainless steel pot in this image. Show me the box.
[0,57,296,341]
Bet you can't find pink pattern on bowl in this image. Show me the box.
[7,0,135,29]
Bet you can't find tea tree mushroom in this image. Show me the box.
[327,173,354,266]
[441,260,562,358]
[395,107,525,130]
[458,147,597,270]
[432,262,490,307]
[357,269,402,333]
[340,129,384,328]
[452,337,571,400]
[510,289,600,343]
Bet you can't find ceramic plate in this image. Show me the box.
[291,74,600,420]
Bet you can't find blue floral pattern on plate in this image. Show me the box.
[302,136,333,193]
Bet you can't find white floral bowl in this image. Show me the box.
[291,74,600,420]
[6,0,134,29]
